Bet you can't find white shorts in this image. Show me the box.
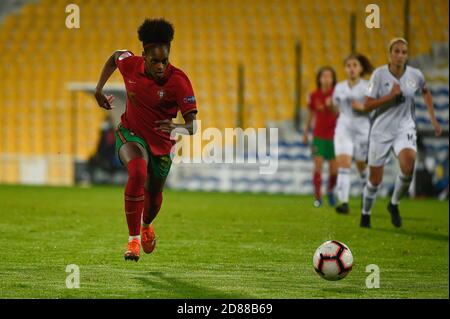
[368,129,417,167]
[334,121,369,162]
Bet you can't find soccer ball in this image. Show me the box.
[313,240,353,281]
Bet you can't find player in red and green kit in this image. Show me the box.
[94,19,197,261]
[303,66,338,208]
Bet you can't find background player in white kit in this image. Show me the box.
[332,54,374,214]
[353,38,442,228]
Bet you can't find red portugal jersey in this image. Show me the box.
[308,88,337,140]
[116,51,197,156]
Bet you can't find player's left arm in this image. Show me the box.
[156,74,198,135]
[422,87,442,136]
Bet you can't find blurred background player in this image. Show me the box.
[332,54,374,214]
[303,67,338,208]
[354,38,442,228]
[94,18,198,261]
[86,119,119,184]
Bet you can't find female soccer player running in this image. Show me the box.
[304,67,338,208]
[353,38,442,228]
[333,54,374,214]
[94,19,198,261]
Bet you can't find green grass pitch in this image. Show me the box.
[0,184,448,298]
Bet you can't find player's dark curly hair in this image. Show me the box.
[138,18,174,51]
[344,53,374,77]
[316,66,337,89]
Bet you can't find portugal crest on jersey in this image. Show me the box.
[157,89,165,99]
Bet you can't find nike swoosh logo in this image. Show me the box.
[128,80,136,84]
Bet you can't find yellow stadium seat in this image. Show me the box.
[0,0,447,171]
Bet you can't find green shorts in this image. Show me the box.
[115,124,172,179]
[312,137,335,160]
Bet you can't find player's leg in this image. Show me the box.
[335,154,352,214]
[140,177,164,254]
[143,176,166,225]
[321,137,337,207]
[334,124,353,213]
[387,131,417,227]
[354,138,369,189]
[141,154,171,254]
[352,137,369,213]
[312,155,324,207]
[327,158,338,207]
[360,165,384,228]
[387,148,416,227]
[119,142,149,261]
[311,137,326,207]
[392,148,416,202]
[355,160,367,211]
[360,137,390,228]
[355,160,368,189]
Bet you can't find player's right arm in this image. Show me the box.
[94,50,129,110]
[352,69,402,112]
[362,84,402,112]
[303,94,314,144]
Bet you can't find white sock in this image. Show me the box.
[359,168,368,190]
[337,168,351,203]
[128,235,140,242]
[362,181,379,215]
[391,172,412,205]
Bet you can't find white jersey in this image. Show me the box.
[333,79,371,133]
[333,79,370,121]
[333,79,371,160]
[366,65,426,139]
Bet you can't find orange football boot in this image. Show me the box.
[124,238,140,262]
[141,224,156,254]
